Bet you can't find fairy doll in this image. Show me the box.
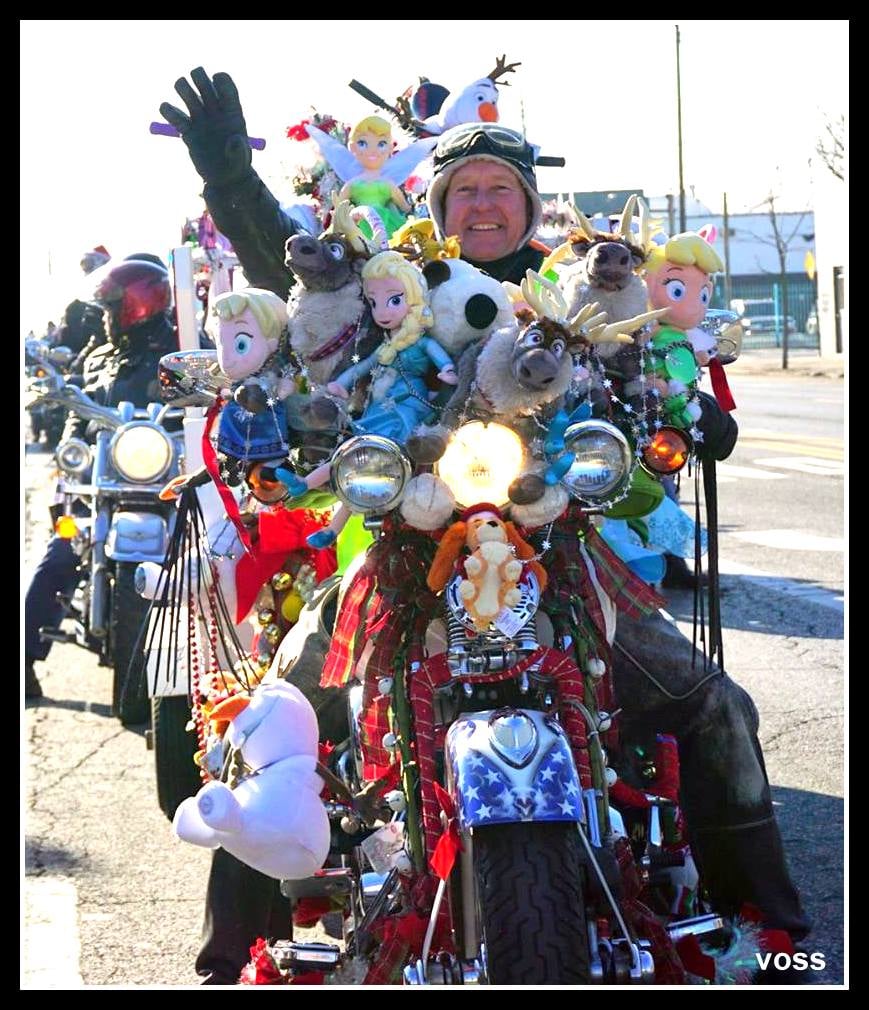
[304,116,437,237]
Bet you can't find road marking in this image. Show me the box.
[718,558,844,614]
[739,428,843,448]
[728,529,845,552]
[755,456,845,476]
[23,876,83,988]
[717,463,787,480]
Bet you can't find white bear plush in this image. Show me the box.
[422,257,515,358]
[172,680,330,880]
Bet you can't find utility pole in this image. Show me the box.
[722,192,732,307]
[676,24,686,232]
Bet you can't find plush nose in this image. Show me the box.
[516,348,560,388]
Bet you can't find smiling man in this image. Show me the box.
[426,123,546,282]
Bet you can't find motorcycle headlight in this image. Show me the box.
[330,435,411,514]
[55,438,92,476]
[436,421,525,508]
[110,422,174,483]
[562,420,633,504]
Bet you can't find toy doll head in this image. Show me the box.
[644,233,723,331]
[212,288,289,381]
[349,115,394,173]
[361,251,433,364]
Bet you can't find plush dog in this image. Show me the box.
[172,680,329,880]
[427,504,547,632]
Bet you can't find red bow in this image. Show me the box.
[429,781,463,881]
[709,358,737,412]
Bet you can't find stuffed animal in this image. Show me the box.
[427,504,547,633]
[407,55,521,135]
[172,680,330,880]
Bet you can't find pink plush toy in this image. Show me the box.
[172,680,329,880]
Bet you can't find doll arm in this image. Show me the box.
[330,348,380,392]
[421,337,458,383]
[389,183,411,213]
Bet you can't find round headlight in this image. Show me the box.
[331,435,411,513]
[110,423,174,483]
[436,421,525,508]
[562,421,633,504]
[55,437,92,476]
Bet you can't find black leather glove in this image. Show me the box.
[159,67,252,188]
[694,390,738,461]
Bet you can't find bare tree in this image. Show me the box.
[815,114,845,182]
[748,196,809,370]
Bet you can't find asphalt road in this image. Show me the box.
[22,373,846,988]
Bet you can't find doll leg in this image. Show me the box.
[274,461,332,498]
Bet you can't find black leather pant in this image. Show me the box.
[612,609,810,940]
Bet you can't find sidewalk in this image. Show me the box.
[726,348,845,380]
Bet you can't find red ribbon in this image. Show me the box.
[429,781,463,881]
[200,398,254,554]
[709,358,737,412]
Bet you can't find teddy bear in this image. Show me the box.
[172,680,330,881]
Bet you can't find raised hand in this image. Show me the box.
[159,67,252,187]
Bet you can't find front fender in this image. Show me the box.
[445,709,585,828]
[105,511,170,562]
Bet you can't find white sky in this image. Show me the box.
[20,19,848,332]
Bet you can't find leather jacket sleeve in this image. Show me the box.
[204,169,298,300]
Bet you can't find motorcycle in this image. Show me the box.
[217,421,741,985]
[25,337,75,448]
[25,368,184,725]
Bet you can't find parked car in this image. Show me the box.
[730,298,798,336]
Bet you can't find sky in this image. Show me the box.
[20,19,848,333]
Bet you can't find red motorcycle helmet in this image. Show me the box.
[90,258,172,333]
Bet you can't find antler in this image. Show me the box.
[326,198,375,257]
[521,270,569,324]
[567,301,609,343]
[486,54,521,85]
[568,204,598,242]
[586,308,669,345]
[538,241,575,279]
[616,194,638,243]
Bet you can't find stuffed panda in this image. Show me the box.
[422,257,515,358]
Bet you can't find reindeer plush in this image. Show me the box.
[408,270,657,468]
[426,504,547,633]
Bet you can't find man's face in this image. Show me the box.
[443,161,528,261]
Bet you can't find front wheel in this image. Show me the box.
[152,695,202,820]
[110,562,151,725]
[473,821,590,984]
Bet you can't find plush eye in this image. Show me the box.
[377,139,388,149]
[356,139,367,149]
[550,339,565,358]
[387,294,404,308]
[664,279,687,301]
[522,326,545,347]
[476,94,485,102]
[327,241,345,260]
[700,287,711,306]
[234,333,253,356]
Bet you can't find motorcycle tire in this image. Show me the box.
[152,695,201,821]
[110,562,151,725]
[473,821,590,984]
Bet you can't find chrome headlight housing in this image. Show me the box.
[109,422,174,483]
[562,420,633,504]
[436,421,525,508]
[55,437,92,476]
[330,435,411,514]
